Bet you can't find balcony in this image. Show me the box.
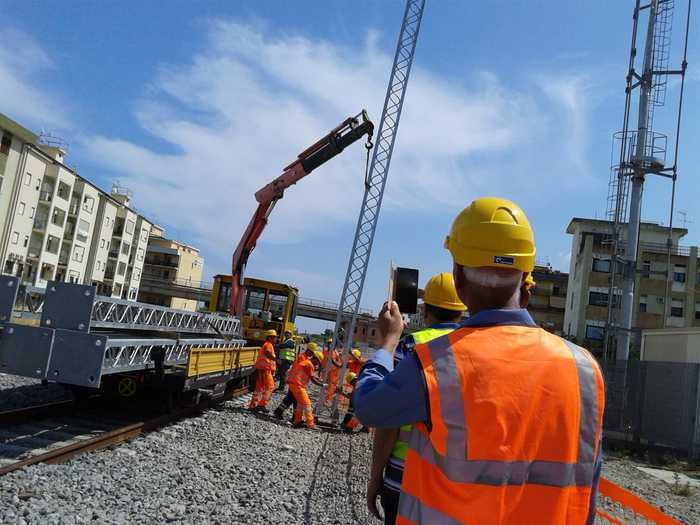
[104,269,115,280]
[108,250,119,259]
[39,191,53,203]
[68,202,80,215]
[33,218,48,231]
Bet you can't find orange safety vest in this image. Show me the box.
[287,355,315,387]
[254,341,276,371]
[397,326,605,525]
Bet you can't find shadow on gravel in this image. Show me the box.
[345,436,361,523]
[305,433,330,525]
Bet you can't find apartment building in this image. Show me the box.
[529,265,568,334]
[564,217,698,356]
[138,225,204,310]
[0,112,151,299]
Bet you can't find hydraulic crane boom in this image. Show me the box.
[230,110,374,315]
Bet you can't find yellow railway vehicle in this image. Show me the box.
[210,275,299,345]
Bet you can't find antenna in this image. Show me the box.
[676,210,693,229]
[604,0,692,360]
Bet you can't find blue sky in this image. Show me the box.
[1,1,698,332]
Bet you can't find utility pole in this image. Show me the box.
[617,0,660,360]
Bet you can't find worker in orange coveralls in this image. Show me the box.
[339,372,365,433]
[273,342,319,421]
[248,329,278,413]
[288,349,325,430]
[323,339,343,406]
[348,348,365,375]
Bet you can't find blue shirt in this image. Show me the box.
[355,308,601,523]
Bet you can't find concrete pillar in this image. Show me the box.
[576,234,594,341]
[685,247,698,327]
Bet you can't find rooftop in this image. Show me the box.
[566,217,688,238]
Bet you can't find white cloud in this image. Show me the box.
[0,28,68,129]
[73,21,600,281]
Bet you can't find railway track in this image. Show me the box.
[0,387,249,476]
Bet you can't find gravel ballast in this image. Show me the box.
[0,373,72,412]
[1,387,698,524]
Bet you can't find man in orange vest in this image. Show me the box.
[355,197,605,525]
[248,329,278,413]
[323,340,343,406]
[273,342,318,421]
[287,349,325,430]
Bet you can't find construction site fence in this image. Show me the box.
[599,359,700,461]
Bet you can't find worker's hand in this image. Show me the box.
[366,475,384,521]
[377,301,403,353]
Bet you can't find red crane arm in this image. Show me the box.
[230,111,374,315]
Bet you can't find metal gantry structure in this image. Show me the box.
[604,0,691,359]
[317,0,426,418]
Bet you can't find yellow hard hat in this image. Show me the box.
[326,337,333,344]
[524,272,536,289]
[307,341,318,352]
[423,272,466,312]
[265,329,278,338]
[346,372,357,384]
[444,197,535,273]
[351,348,362,360]
[313,350,324,362]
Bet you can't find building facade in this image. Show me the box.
[138,225,204,311]
[0,113,151,299]
[529,265,568,335]
[564,217,698,356]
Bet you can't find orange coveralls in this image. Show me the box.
[248,341,276,409]
[323,348,341,405]
[287,355,317,428]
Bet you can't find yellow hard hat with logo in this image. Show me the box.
[524,272,536,289]
[423,272,466,312]
[444,197,535,273]
[307,341,318,352]
[265,329,278,338]
[313,350,324,363]
[346,372,357,384]
[351,348,362,360]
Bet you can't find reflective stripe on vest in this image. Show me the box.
[397,327,605,525]
[390,326,455,462]
[279,339,296,362]
[287,358,313,387]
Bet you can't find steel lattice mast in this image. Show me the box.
[317,0,426,418]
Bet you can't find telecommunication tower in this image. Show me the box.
[605,0,691,359]
[316,0,426,418]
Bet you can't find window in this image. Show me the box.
[129,288,138,300]
[29,207,35,219]
[371,329,376,337]
[57,182,71,201]
[695,303,700,320]
[77,219,90,242]
[592,258,611,273]
[132,268,141,281]
[121,242,131,256]
[51,208,66,227]
[83,195,95,213]
[639,295,648,313]
[3,260,13,274]
[117,262,126,276]
[104,216,110,226]
[141,228,148,242]
[73,245,85,262]
[585,325,605,341]
[642,260,651,278]
[23,235,28,248]
[671,299,684,318]
[674,265,687,283]
[46,235,59,254]
[10,232,18,244]
[24,172,31,186]
[68,271,80,284]
[125,219,135,234]
[17,202,25,216]
[589,291,608,307]
[0,134,11,155]
[137,248,145,261]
